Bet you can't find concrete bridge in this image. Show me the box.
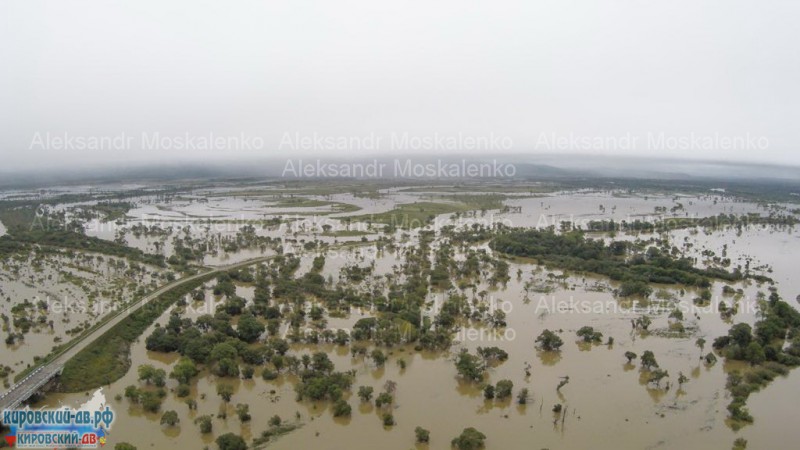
[0,365,63,410]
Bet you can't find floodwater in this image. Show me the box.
[12,188,800,449]
[0,252,161,375]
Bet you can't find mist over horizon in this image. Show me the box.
[2,0,800,174]
[2,154,800,190]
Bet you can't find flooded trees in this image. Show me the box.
[236,312,265,343]
[140,391,163,413]
[114,444,137,450]
[483,384,495,399]
[517,388,530,404]
[375,392,393,408]
[357,385,374,402]
[169,357,198,384]
[194,415,212,433]
[370,349,387,367]
[536,329,563,351]
[624,351,637,363]
[332,399,352,417]
[695,337,706,354]
[137,364,166,387]
[641,350,658,370]
[476,346,509,363]
[159,410,179,427]
[451,427,486,450]
[576,326,603,343]
[635,316,652,331]
[495,380,514,399]
[618,280,653,298]
[236,404,251,422]
[648,369,669,387]
[455,349,485,381]
[415,426,430,443]
[217,383,234,402]
[294,354,354,402]
[216,432,248,450]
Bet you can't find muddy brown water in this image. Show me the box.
[10,191,799,449]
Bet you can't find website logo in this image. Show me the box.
[2,406,114,448]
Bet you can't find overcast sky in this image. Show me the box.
[1,0,799,171]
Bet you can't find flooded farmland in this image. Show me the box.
[1,181,799,450]
[5,2,800,448]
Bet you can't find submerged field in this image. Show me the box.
[0,179,799,449]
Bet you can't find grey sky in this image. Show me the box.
[1,0,799,171]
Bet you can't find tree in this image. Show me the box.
[237,312,265,343]
[641,350,658,370]
[535,329,563,351]
[576,326,603,343]
[382,412,395,426]
[451,427,486,450]
[415,426,430,443]
[124,385,140,403]
[370,349,387,367]
[483,384,495,399]
[195,415,213,433]
[728,323,753,348]
[175,383,191,397]
[170,357,198,384]
[215,358,240,378]
[311,352,335,374]
[138,364,166,387]
[271,338,290,356]
[695,337,706,354]
[236,403,251,422]
[375,392,393,408]
[619,280,652,298]
[269,415,282,427]
[678,372,689,386]
[495,379,513,399]
[357,385,374,402]
[216,433,248,450]
[242,365,255,379]
[217,383,234,402]
[209,342,238,362]
[332,399,351,417]
[517,388,529,404]
[455,349,485,381]
[140,391,163,413]
[114,444,137,450]
[744,341,766,365]
[624,351,637,363]
[648,369,669,387]
[635,315,652,331]
[476,346,509,362]
[160,410,179,427]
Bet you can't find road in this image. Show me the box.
[0,255,275,411]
